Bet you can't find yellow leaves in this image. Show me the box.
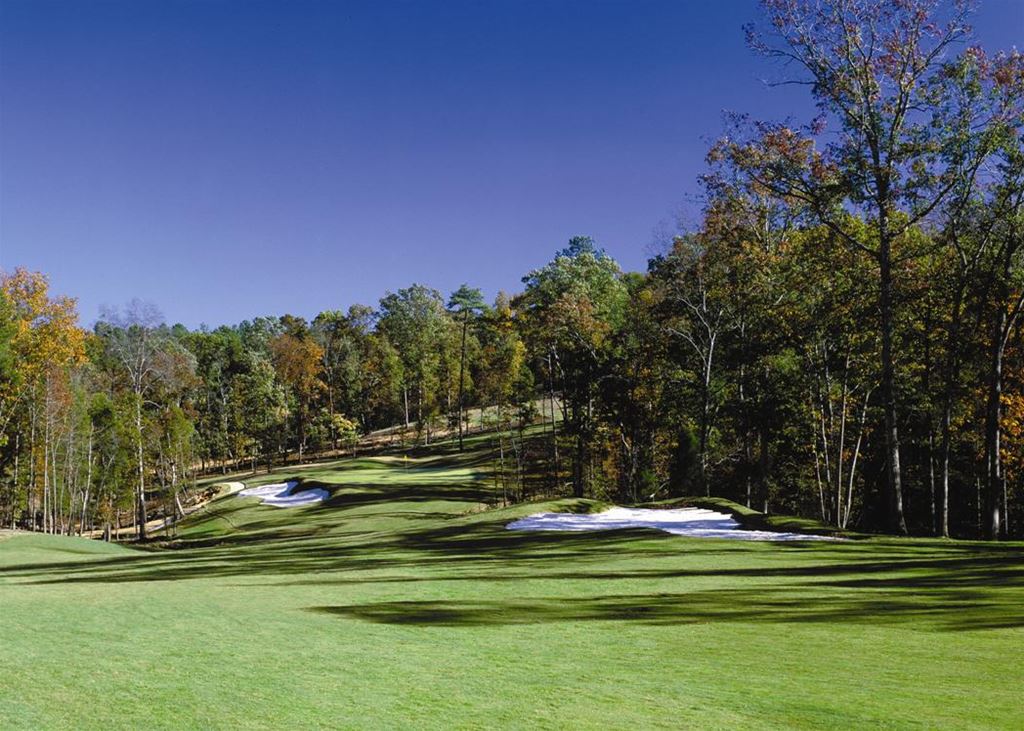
[508,338,527,382]
[1,267,86,386]
[1001,391,1024,473]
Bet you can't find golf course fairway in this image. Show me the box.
[2,437,1022,730]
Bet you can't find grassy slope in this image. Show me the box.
[645,496,854,537]
[1,434,1022,730]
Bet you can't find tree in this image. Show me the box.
[269,322,324,462]
[732,0,997,533]
[600,273,666,502]
[97,300,171,540]
[362,332,404,430]
[377,285,448,442]
[649,235,733,497]
[0,269,86,531]
[181,326,246,472]
[229,351,288,472]
[976,133,1024,538]
[518,237,627,497]
[476,293,533,500]
[447,284,486,450]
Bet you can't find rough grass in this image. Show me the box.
[1,435,1022,730]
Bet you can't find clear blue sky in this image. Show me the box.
[1,0,1021,328]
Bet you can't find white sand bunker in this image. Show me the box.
[237,480,328,508]
[216,481,247,496]
[506,506,837,541]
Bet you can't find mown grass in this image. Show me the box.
[1,434,1022,730]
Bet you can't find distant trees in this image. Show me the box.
[2,0,1023,541]
[377,285,449,442]
[518,237,628,496]
[229,350,287,472]
[183,326,244,471]
[311,310,349,449]
[600,273,664,502]
[269,316,324,462]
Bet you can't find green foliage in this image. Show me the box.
[4,0,1024,542]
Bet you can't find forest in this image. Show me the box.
[2,0,1024,541]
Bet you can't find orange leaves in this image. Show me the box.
[269,332,325,401]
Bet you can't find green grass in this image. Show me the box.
[2,436,1023,730]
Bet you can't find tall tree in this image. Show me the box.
[977,133,1024,538]
[447,285,486,450]
[378,285,447,441]
[649,235,733,497]
[519,237,627,496]
[269,320,324,462]
[98,300,169,540]
[734,0,990,532]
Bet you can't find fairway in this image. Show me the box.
[2,438,1022,730]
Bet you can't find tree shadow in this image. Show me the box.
[307,580,1023,632]
[4,448,1023,637]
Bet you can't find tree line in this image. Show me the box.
[1,0,1022,539]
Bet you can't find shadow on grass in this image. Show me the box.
[4,440,1024,635]
[305,585,1022,631]
[5,511,1024,633]
[1,524,677,584]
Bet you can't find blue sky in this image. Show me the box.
[1,0,1021,328]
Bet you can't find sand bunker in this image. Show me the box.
[216,481,247,496]
[506,506,837,541]
[237,480,328,508]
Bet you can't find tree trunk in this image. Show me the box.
[79,426,93,536]
[879,239,908,534]
[573,428,585,498]
[498,433,507,505]
[699,364,711,498]
[922,308,937,535]
[28,408,36,530]
[547,352,560,489]
[457,313,468,451]
[939,283,965,538]
[135,396,147,540]
[843,388,871,529]
[11,432,19,529]
[42,412,49,534]
[928,430,937,536]
[984,307,1007,540]
[757,425,769,507]
[835,356,850,528]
